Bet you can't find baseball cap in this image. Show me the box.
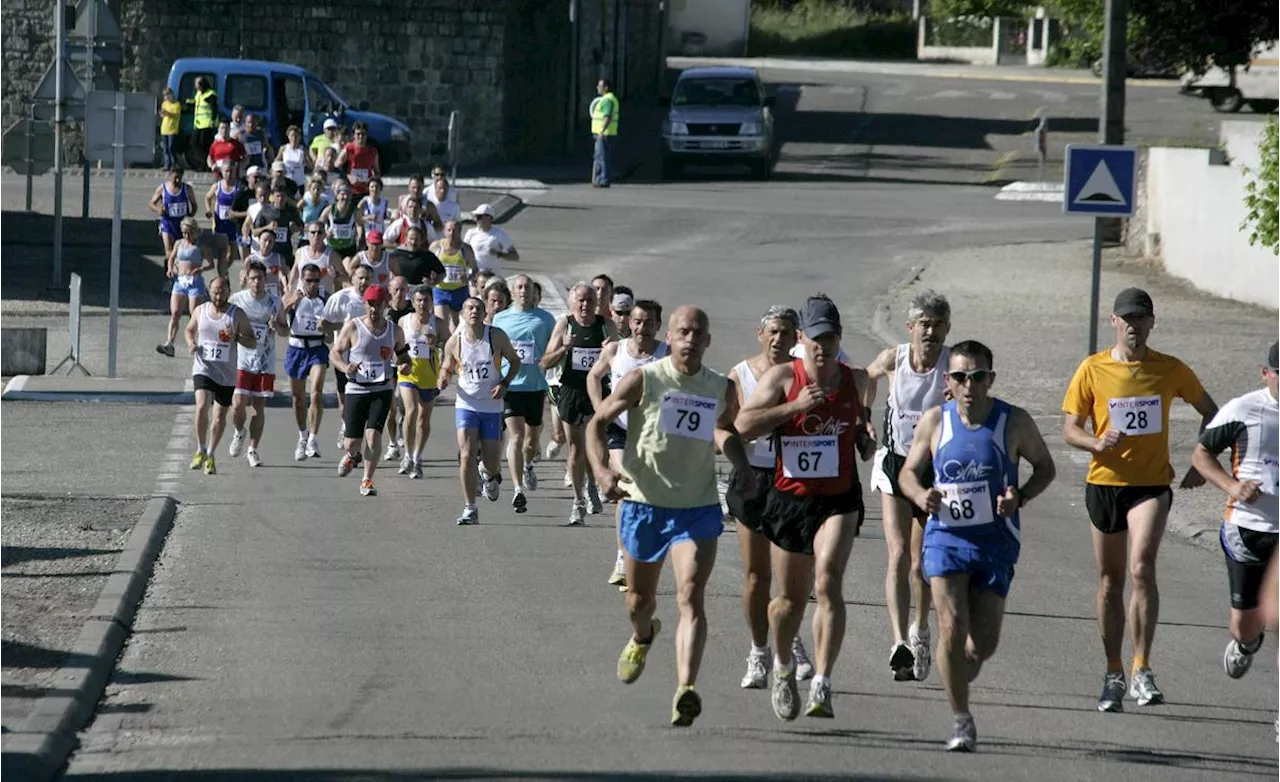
[271,161,286,173]
[363,285,389,304]
[473,203,494,218]
[365,229,384,246]
[1268,341,1278,371]
[611,292,635,312]
[245,165,263,178]
[323,118,339,130]
[1112,287,1154,318]
[800,296,841,339]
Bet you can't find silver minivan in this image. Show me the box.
[661,66,775,180]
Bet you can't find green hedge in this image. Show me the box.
[749,2,917,59]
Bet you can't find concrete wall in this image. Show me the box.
[1145,135,1278,309]
[666,0,748,56]
[916,17,997,66]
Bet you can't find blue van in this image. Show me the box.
[166,58,413,170]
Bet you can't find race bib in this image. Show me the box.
[464,361,492,382]
[298,315,320,334]
[200,339,230,363]
[273,226,289,244]
[354,361,387,384]
[936,481,996,527]
[408,336,431,359]
[571,347,601,371]
[168,201,188,218]
[1265,459,1280,495]
[252,323,268,344]
[265,280,279,298]
[351,168,370,182]
[367,220,384,234]
[245,141,262,156]
[444,265,466,283]
[752,436,775,463]
[780,435,839,479]
[512,340,536,363]
[1108,395,1162,435]
[217,205,231,220]
[657,392,717,441]
[331,223,353,240]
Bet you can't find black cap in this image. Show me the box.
[800,296,841,339]
[1113,287,1154,318]
[1268,342,1278,371]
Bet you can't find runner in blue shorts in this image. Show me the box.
[283,264,330,461]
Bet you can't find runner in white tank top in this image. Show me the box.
[292,236,339,295]
[863,290,952,684]
[185,276,257,475]
[359,178,390,235]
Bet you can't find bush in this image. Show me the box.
[1242,118,1279,255]
[748,1,916,59]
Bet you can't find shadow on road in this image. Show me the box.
[37,770,939,781]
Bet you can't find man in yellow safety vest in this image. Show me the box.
[589,79,619,188]
[189,76,219,166]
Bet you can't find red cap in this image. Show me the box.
[365,229,384,245]
[363,285,388,303]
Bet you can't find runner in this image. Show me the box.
[484,280,511,324]
[309,118,343,163]
[541,283,619,525]
[430,219,479,339]
[438,297,523,525]
[149,167,197,259]
[431,176,462,224]
[382,276,414,464]
[274,125,311,190]
[251,184,303,273]
[387,230,444,292]
[330,285,412,497]
[1190,342,1278,680]
[204,165,246,278]
[397,173,426,216]
[324,265,373,450]
[426,164,459,208]
[385,197,438,247]
[863,290,952,682]
[184,277,256,475]
[735,295,875,721]
[588,305,752,726]
[320,183,362,264]
[282,264,330,461]
[592,275,615,323]
[588,299,668,586]
[725,305,817,688]
[358,178,390,239]
[396,287,442,479]
[610,287,634,339]
[156,217,215,358]
[239,113,273,172]
[291,222,344,296]
[1061,287,1218,711]
[227,261,288,468]
[899,340,1057,752]
[268,161,299,201]
[334,120,380,199]
[245,227,288,300]
[463,204,518,276]
[349,229,391,286]
[299,177,332,227]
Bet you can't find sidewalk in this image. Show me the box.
[876,239,1277,548]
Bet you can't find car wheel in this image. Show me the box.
[1248,99,1279,114]
[1209,87,1244,113]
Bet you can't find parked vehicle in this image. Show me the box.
[1181,43,1279,114]
[660,66,775,180]
[165,58,413,170]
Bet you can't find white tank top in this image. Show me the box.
[456,326,503,414]
[357,250,391,287]
[282,144,307,187]
[733,359,777,469]
[362,197,389,234]
[611,340,668,430]
[885,343,951,456]
[192,303,238,387]
[288,293,328,346]
[346,317,395,394]
[249,251,284,298]
[399,312,438,359]
[295,246,334,295]
[229,290,279,374]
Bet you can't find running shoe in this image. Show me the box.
[523,464,538,491]
[155,342,175,357]
[359,479,377,497]
[457,505,479,525]
[771,666,800,721]
[566,502,586,526]
[203,455,217,475]
[247,449,262,468]
[617,618,660,684]
[805,678,833,718]
[338,454,355,477]
[336,427,346,451]
[910,624,932,682]
[228,429,246,457]
[1224,634,1264,679]
[671,685,702,727]
[512,489,528,514]
[398,454,412,475]
[481,473,501,502]
[409,460,422,479]
[1097,671,1126,713]
[384,440,400,462]
[889,642,916,682]
[545,440,563,460]
[793,637,815,681]
[563,469,573,488]
[607,554,627,587]
[294,439,308,462]
[741,647,769,689]
[305,438,321,459]
[1129,667,1164,706]
[189,451,205,470]
[586,483,604,514]
[946,714,977,752]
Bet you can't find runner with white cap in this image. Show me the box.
[463,204,519,276]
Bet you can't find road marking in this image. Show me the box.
[994,181,1064,202]
[932,89,973,99]
[1031,90,1070,103]
[989,91,1017,100]
[830,85,860,95]
[1,375,29,396]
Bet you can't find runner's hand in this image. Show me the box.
[1228,479,1261,503]
[437,373,450,391]
[917,488,943,515]
[1096,429,1123,452]
[793,383,825,413]
[995,486,1019,517]
[596,470,632,502]
[856,423,876,461]
[489,381,507,400]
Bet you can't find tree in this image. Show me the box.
[1241,119,1278,256]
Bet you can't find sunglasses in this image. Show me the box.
[303,277,321,283]
[947,369,993,385]
[308,230,322,235]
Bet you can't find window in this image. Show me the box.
[275,73,305,128]
[225,74,268,112]
[673,78,760,108]
[178,72,215,101]
[307,78,333,117]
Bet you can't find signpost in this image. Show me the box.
[84,90,157,378]
[1063,143,1138,354]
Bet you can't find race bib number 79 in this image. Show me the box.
[1108,395,1162,435]
[658,392,716,441]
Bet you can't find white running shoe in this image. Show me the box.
[1129,667,1164,706]
[793,637,815,681]
[566,502,587,526]
[384,440,401,462]
[586,483,604,514]
[741,647,770,689]
[305,437,321,459]
[910,624,932,682]
[481,473,501,502]
[336,426,346,451]
[1224,634,1264,679]
[409,460,422,479]
[563,469,573,488]
[607,554,626,586]
[338,454,355,477]
[398,454,412,475]
[545,440,563,460]
[247,449,262,468]
[523,464,538,491]
[946,714,977,752]
[457,505,479,525]
[228,429,246,457]
[294,439,308,462]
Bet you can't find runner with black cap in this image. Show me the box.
[736,295,875,721]
[1062,287,1218,712]
[1191,342,1278,680]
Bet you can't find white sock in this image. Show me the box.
[298,430,307,441]
[308,432,318,443]
[751,643,769,656]
[774,655,796,675]
[812,674,830,689]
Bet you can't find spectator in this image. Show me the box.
[159,87,181,170]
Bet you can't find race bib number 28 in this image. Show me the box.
[658,392,717,441]
[1108,395,1162,435]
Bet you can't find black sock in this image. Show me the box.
[1241,633,1266,654]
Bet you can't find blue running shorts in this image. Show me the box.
[922,543,1015,598]
[620,501,723,563]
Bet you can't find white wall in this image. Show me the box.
[668,0,749,56]
[1145,136,1278,309]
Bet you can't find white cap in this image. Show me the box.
[611,292,635,312]
[245,165,263,177]
[271,161,286,172]
[323,118,339,130]
[472,203,494,217]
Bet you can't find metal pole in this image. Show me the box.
[24,106,34,211]
[1100,0,1127,145]
[1087,217,1103,355]
[51,0,66,290]
[82,0,96,221]
[108,92,124,378]
[566,0,579,156]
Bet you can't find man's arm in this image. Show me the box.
[233,309,257,349]
[1192,407,1260,503]
[148,186,164,215]
[851,366,877,460]
[491,328,522,391]
[437,334,460,390]
[715,377,751,476]
[540,317,569,370]
[861,345,896,410]
[588,369,643,495]
[393,324,412,375]
[998,407,1057,515]
[586,341,619,411]
[602,318,620,345]
[898,407,942,514]
[1179,387,1220,489]
[204,183,217,218]
[735,364,800,440]
[329,321,356,374]
[272,300,290,337]
[1062,413,1116,454]
[184,306,202,353]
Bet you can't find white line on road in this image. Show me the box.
[995,180,1064,202]
[989,90,1017,100]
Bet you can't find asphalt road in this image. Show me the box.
[5,65,1274,780]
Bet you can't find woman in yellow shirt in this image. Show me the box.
[159,88,182,170]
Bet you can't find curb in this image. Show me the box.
[1,495,178,782]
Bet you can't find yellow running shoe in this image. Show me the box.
[203,455,217,475]
[617,618,661,684]
[189,451,205,470]
[671,685,702,727]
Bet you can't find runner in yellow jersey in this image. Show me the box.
[396,287,442,479]
[1061,288,1217,712]
[430,219,477,340]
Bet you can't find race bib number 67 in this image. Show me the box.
[658,392,716,441]
[780,436,839,479]
[1108,395,1162,435]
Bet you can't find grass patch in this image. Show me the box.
[748,1,917,60]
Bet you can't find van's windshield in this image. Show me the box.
[673,77,760,108]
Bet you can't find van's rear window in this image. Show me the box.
[226,74,268,112]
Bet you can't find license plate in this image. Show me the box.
[704,140,730,149]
